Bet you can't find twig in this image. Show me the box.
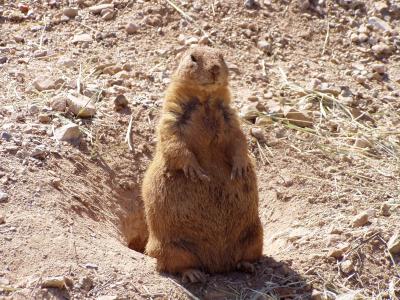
[125,115,134,151]
[321,16,330,56]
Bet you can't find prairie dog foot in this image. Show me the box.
[237,261,255,274]
[182,269,207,283]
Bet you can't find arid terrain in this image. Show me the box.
[0,0,400,299]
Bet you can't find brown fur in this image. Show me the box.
[142,46,263,276]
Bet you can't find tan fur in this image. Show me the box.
[142,46,263,276]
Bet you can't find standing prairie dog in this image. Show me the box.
[142,46,263,283]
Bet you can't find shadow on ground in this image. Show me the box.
[174,256,312,300]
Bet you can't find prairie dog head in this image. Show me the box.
[173,46,229,89]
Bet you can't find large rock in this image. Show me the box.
[66,94,96,117]
[54,124,81,141]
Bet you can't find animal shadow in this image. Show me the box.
[181,256,312,300]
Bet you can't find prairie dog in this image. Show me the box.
[142,46,263,283]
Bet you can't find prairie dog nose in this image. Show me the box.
[210,64,220,76]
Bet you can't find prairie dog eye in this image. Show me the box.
[190,54,197,62]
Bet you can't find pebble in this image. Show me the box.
[380,202,391,216]
[310,290,323,300]
[28,104,39,114]
[50,95,67,112]
[372,43,393,56]
[78,276,93,291]
[250,127,266,142]
[257,40,271,52]
[63,8,78,18]
[328,242,350,259]
[103,65,122,75]
[54,124,81,141]
[89,4,114,14]
[114,94,128,111]
[66,94,96,117]
[0,192,9,202]
[31,145,47,159]
[0,132,11,141]
[33,76,58,92]
[0,213,4,224]
[284,109,313,128]
[0,56,7,64]
[368,17,392,32]
[72,33,93,44]
[101,9,114,21]
[352,212,369,227]
[41,276,71,289]
[388,233,400,255]
[244,0,256,9]
[96,296,118,300]
[341,260,354,273]
[125,23,139,34]
[372,63,386,74]
[240,103,260,121]
[51,178,62,189]
[255,116,273,126]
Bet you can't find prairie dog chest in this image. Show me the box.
[180,97,231,146]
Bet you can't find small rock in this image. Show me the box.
[101,9,114,21]
[63,8,78,18]
[341,260,354,273]
[250,127,266,142]
[103,65,122,75]
[388,233,400,255]
[311,290,323,300]
[33,76,58,92]
[255,116,273,126]
[328,242,350,259]
[353,137,371,149]
[14,35,25,43]
[0,192,9,202]
[96,296,118,300]
[0,213,5,224]
[352,212,369,227]
[38,114,51,124]
[31,145,47,159]
[0,278,10,285]
[298,0,311,11]
[89,4,114,14]
[54,124,81,141]
[198,35,211,46]
[240,103,260,121]
[28,104,39,114]
[114,94,128,111]
[125,23,139,34]
[372,43,393,56]
[50,95,67,112]
[244,0,256,9]
[84,263,98,270]
[0,56,8,64]
[66,94,96,118]
[257,40,271,52]
[51,178,62,189]
[72,33,93,44]
[41,276,70,289]
[184,36,199,46]
[78,276,93,291]
[284,109,313,128]
[372,63,386,74]
[18,3,29,14]
[0,132,11,141]
[380,202,391,217]
[368,17,392,32]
